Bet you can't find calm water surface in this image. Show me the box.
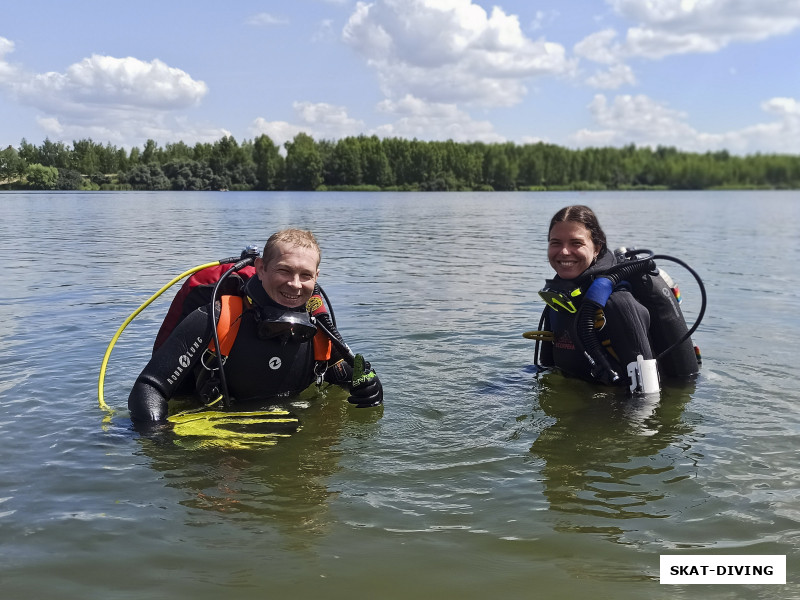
[1,190,798,599]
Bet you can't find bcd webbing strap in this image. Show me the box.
[313,329,332,360]
[208,295,333,361]
[208,295,244,358]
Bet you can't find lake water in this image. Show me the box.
[1,190,798,599]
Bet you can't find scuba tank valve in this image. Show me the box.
[627,354,660,394]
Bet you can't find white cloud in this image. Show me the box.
[312,19,337,43]
[585,63,636,89]
[343,0,575,107]
[61,55,206,109]
[572,93,800,154]
[607,0,800,59]
[376,94,505,142]
[530,10,560,32]
[294,101,366,137]
[250,101,365,147]
[251,94,504,145]
[35,114,230,148]
[573,1,800,91]
[245,13,289,26]
[3,54,208,117]
[0,37,20,82]
[0,36,14,60]
[574,31,636,89]
[37,116,64,136]
[574,29,622,65]
[761,97,800,118]
[250,118,305,149]
[573,93,732,150]
[623,26,723,58]
[0,47,217,146]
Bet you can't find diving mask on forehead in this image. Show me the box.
[254,304,318,344]
[538,286,583,313]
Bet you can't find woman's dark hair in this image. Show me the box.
[548,205,607,258]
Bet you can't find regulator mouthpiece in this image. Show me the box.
[627,354,660,394]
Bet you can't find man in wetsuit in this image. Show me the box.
[128,229,383,422]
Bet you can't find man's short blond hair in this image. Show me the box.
[263,229,321,267]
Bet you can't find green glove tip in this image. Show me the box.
[352,353,375,387]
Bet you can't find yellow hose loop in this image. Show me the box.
[98,261,221,414]
[522,330,553,342]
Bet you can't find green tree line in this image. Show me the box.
[2,134,800,191]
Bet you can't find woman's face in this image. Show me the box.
[548,220,599,280]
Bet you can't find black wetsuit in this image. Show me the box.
[128,276,349,421]
[540,252,653,384]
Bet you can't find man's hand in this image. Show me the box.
[348,353,383,408]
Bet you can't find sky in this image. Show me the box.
[1,0,800,155]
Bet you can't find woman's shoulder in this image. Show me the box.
[605,284,648,315]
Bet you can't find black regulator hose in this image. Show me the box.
[650,254,707,360]
[576,249,707,381]
[534,308,547,368]
[318,284,338,328]
[576,249,656,384]
[209,247,260,407]
[577,305,621,384]
[315,317,356,366]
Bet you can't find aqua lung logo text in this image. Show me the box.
[167,337,204,384]
[269,357,282,370]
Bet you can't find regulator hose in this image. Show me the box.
[208,254,258,408]
[98,250,257,415]
[650,254,707,360]
[575,249,706,382]
[315,315,355,365]
[98,261,222,414]
[533,309,547,368]
[576,249,656,383]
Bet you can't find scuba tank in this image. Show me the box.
[613,248,700,380]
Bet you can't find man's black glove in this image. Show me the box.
[348,353,383,408]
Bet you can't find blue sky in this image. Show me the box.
[2,0,799,155]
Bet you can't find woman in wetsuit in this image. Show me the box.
[539,205,654,385]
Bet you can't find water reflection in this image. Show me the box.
[4,191,799,596]
[528,373,697,541]
[133,386,382,548]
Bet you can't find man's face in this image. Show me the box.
[255,242,320,308]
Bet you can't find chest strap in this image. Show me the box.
[208,296,245,358]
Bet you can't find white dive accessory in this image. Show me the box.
[627,354,660,394]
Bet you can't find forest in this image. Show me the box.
[2,133,800,192]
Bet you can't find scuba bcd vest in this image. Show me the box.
[153,262,335,362]
[153,256,354,407]
[534,248,704,384]
[153,263,255,352]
